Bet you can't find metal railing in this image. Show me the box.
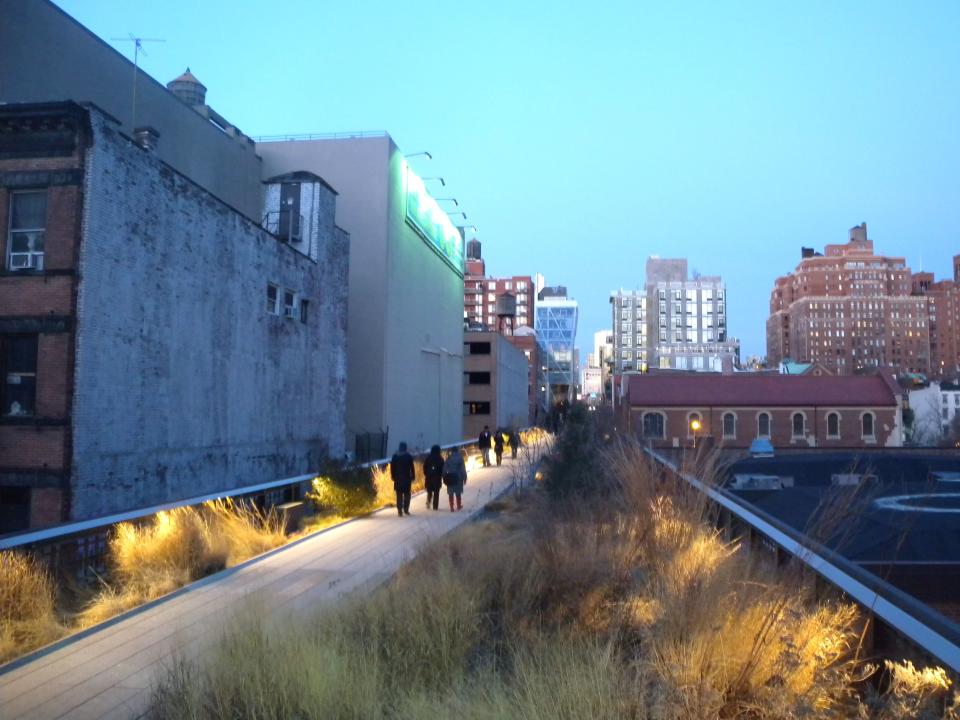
[253,130,389,143]
[644,447,960,672]
[0,437,490,578]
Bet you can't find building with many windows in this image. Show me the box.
[535,285,579,407]
[610,257,738,374]
[463,239,533,332]
[766,224,931,376]
[911,256,960,380]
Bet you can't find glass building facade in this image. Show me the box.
[535,298,579,406]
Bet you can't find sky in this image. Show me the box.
[55,0,960,360]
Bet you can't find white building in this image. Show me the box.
[258,136,465,457]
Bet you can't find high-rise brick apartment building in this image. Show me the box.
[766,223,930,376]
[912,256,960,379]
[463,239,534,332]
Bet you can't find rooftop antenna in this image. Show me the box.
[110,34,165,129]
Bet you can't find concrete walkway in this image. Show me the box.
[0,455,528,720]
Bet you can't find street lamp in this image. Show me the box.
[690,418,702,449]
[423,177,445,186]
[404,151,432,159]
[436,198,459,206]
[448,211,468,220]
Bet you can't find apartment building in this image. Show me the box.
[766,224,930,376]
[610,257,738,374]
[463,239,534,331]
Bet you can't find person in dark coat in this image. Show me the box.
[442,448,467,511]
[390,441,415,516]
[422,444,444,511]
[478,426,492,467]
[494,431,504,466]
[509,429,520,459]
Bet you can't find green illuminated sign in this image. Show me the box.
[404,163,464,276]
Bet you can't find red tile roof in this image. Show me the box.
[625,372,899,408]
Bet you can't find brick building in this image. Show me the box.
[0,102,349,531]
[912,256,960,379]
[766,223,930,376]
[623,371,903,449]
[463,239,534,332]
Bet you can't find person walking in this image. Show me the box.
[442,448,467,512]
[509,428,520,459]
[390,441,415,516]
[478,425,492,467]
[422,444,444,511]
[494,431,504,466]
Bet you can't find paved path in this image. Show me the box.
[0,456,527,720]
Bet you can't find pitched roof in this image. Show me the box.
[626,372,898,408]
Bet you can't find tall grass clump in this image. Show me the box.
[0,550,63,663]
[148,420,958,719]
[80,500,284,627]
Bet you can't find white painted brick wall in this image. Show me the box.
[70,110,348,519]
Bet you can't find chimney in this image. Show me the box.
[133,126,160,151]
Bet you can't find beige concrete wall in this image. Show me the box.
[258,136,464,454]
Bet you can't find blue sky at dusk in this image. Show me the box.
[55,0,960,360]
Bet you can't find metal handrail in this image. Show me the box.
[253,130,389,143]
[0,436,488,552]
[644,447,960,672]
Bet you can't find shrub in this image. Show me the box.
[308,463,378,517]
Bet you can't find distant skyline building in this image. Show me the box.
[463,238,534,332]
[535,283,579,407]
[912,255,960,379]
[766,223,931,377]
[610,256,738,374]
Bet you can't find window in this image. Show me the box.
[827,412,840,438]
[642,412,665,439]
[1,335,37,416]
[466,341,491,355]
[792,412,805,438]
[464,371,491,385]
[299,299,309,324]
[283,290,296,318]
[862,412,875,438]
[266,283,279,314]
[464,401,491,415]
[7,190,47,270]
[722,412,736,438]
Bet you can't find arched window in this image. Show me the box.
[861,412,875,438]
[792,412,805,438]
[642,412,665,439]
[722,412,736,438]
[687,412,702,437]
[827,412,840,438]
[757,412,771,438]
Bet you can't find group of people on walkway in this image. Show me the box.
[389,441,468,515]
[477,425,520,467]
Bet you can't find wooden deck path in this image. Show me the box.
[0,457,524,720]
